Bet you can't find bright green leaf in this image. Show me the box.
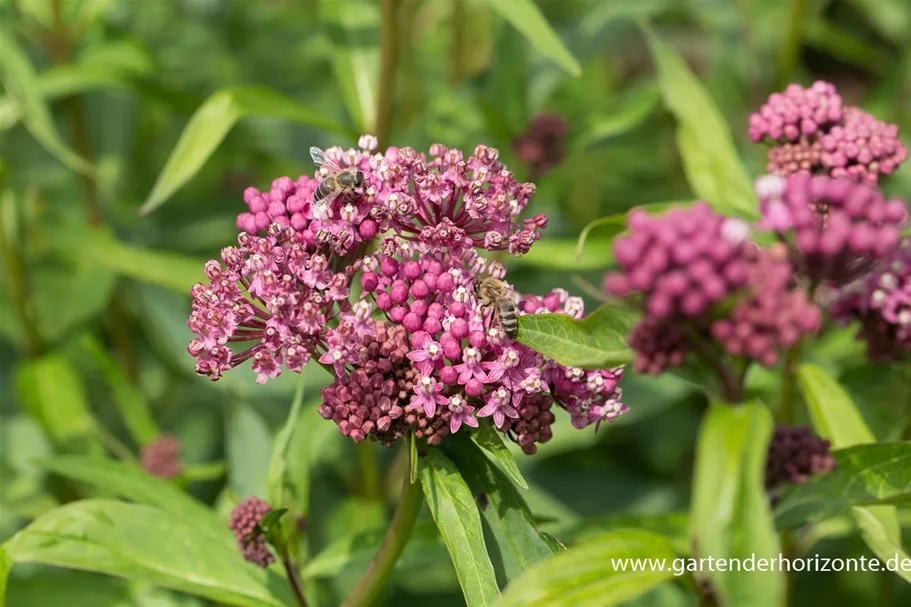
[0,27,93,175]
[15,355,101,453]
[776,443,911,528]
[576,84,661,149]
[492,529,677,607]
[80,336,158,447]
[267,374,307,508]
[320,0,378,133]
[445,437,552,585]
[797,364,903,570]
[470,422,528,490]
[37,456,228,545]
[1,500,295,607]
[516,303,635,369]
[515,238,615,270]
[642,26,757,218]
[4,567,130,607]
[31,263,117,343]
[574,201,686,262]
[140,86,355,215]
[421,449,500,607]
[483,0,581,77]
[691,401,783,607]
[228,404,272,501]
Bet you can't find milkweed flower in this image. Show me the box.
[140,434,183,479]
[192,138,627,454]
[749,81,907,184]
[512,113,569,179]
[228,497,275,568]
[765,425,835,490]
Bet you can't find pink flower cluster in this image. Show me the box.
[833,239,911,362]
[604,204,821,374]
[228,497,275,568]
[756,173,906,285]
[512,113,570,180]
[190,137,628,454]
[140,435,183,479]
[749,81,907,184]
[765,425,835,490]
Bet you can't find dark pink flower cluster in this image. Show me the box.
[512,113,569,179]
[833,239,911,362]
[765,425,835,490]
[605,204,821,374]
[711,244,821,367]
[749,81,907,184]
[756,173,907,285]
[187,225,354,384]
[356,243,625,452]
[228,497,275,568]
[192,137,627,453]
[140,435,183,479]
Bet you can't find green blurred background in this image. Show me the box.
[1,0,910,605]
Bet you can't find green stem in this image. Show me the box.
[341,448,424,607]
[357,441,382,500]
[282,556,309,607]
[375,0,401,148]
[776,0,808,89]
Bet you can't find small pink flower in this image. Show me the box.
[406,331,444,375]
[477,386,519,429]
[408,375,448,417]
[447,394,478,434]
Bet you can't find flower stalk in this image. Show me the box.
[341,446,425,607]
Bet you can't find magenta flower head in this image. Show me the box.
[749,81,907,184]
[765,425,835,490]
[832,239,911,362]
[229,497,275,568]
[756,173,907,285]
[605,204,821,375]
[512,113,570,179]
[140,434,183,479]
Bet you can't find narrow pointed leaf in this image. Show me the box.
[691,401,784,607]
[483,0,581,76]
[267,374,308,507]
[492,530,676,607]
[575,84,661,149]
[643,26,757,218]
[0,27,92,175]
[140,87,354,215]
[470,422,528,490]
[421,449,500,606]
[515,303,635,369]
[1,500,295,607]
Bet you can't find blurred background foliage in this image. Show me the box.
[0,0,910,605]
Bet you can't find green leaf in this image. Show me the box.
[492,530,676,607]
[410,430,419,484]
[1,500,295,607]
[470,422,528,490]
[515,238,615,270]
[31,263,117,343]
[420,449,500,607]
[691,401,784,607]
[37,456,229,545]
[445,437,552,585]
[483,0,581,77]
[797,364,903,571]
[267,374,307,507]
[320,0,378,132]
[642,26,757,218]
[228,404,273,501]
[574,201,686,262]
[0,27,92,175]
[285,395,346,517]
[15,355,101,453]
[4,568,131,607]
[516,303,635,369]
[776,443,911,528]
[570,512,690,556]
[302,520,446,579]
[80,335,158,447]
[575,84,661,149]
[140,86,355,215]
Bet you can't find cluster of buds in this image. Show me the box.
[512,113,570,179]
[749,81,907,184]
[190,138,628,455]
[756,173,906,285]
[140,435,183,479]
[604,203,823,375]
[228,497,275,568]
[832,239,911,362]
[765,425,835,490]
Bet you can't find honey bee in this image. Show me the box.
[310,146,365,214]
[474,276,518,339]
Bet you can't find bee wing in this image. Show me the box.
[310,146,345,172]
[312,187,342,217]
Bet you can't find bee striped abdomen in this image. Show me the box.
[498,299,518,338]
[315,179,334,200]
